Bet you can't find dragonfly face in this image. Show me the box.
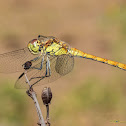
[28,39,41,55]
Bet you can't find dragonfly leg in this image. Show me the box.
[28,56,51,87]
[30,56,41,62]
[31,56,44,70]
[45,56,51,76]
[37,56,44,70]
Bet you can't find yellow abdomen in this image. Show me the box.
[69,48,126,70]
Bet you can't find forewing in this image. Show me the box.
[0,47,38,73]
[15,54,74,89]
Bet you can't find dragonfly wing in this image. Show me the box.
[15,56,47,89]
[0,47,38,73]
[15,54,74,89]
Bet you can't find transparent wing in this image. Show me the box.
[0,47,38,73]
[15,54,74,89]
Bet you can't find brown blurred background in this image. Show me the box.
[0,0,126,126]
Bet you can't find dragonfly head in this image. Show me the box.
[28,39,41,54]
